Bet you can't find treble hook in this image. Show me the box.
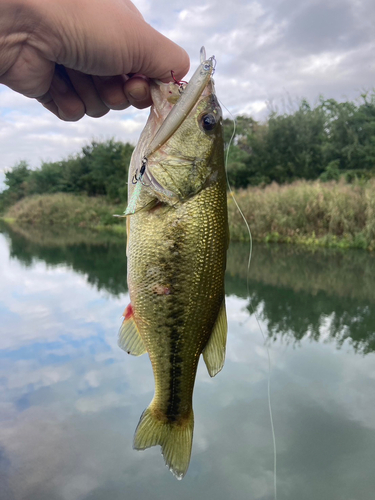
[132,157,149,186]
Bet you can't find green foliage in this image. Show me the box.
[64,140,133,200]
[3,179,375,251]
[0,139,134,212]
[5,193,124,228]
[0,161,32,211]
[319,160,340,182]
[2,91,375,210]
[2,90,375,245]
[224,91,375,188]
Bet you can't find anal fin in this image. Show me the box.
[118,304,146,356]
[203,300,227,377]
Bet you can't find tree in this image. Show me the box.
[1,161,31,208]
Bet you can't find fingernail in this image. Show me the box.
[106,101,131,111]
[59,106,85,122]
[97,76,115,82]
[128,86,148,101]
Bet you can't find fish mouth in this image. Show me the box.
[124,49,218,214]
[144,47,216,159]
[137,48,217,199]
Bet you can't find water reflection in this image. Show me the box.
[229,242,375,354]
[3,223,128,295]
[1,223,375,500]
[3,223,375,353]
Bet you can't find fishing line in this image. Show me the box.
[220,99,277,500]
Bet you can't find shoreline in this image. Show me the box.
[1,179,375,252]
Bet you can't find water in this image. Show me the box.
[1,223,375,500]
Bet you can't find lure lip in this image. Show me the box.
[200,46,206,63]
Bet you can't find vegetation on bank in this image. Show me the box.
[3,178,375,250]
[228,179,375,250]
[0,140,133,213]
[4,193,126,230]
[1,92,375,212]
[1,91,375,250]
[224,92,375,187]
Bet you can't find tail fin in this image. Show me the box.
[133,405,194,480]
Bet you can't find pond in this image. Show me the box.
[0,223,374,500]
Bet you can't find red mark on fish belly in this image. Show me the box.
[123,304,134,320]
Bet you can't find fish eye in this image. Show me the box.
[201,113,217,131]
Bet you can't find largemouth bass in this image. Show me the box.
[119,48,229,479]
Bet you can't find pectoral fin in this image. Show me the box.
[203,300,227,377]
[118,304,147,356]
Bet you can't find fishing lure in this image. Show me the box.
[124,159,148,216]
[123,48,216,216]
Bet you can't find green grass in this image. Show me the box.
[228,179,375,251]
[3,193,125,229]
[3,180,375,250]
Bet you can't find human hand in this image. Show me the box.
[0,0,189,121]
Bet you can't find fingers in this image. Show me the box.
[111,10,189,82]
[93,74,153,111]
[91,75,130,111]
[47,65,85,121]
[132,24,190,82]
[66,69,109,118]
[36,92,59,117]
[1,0,190,121]
[123,76,152,109]
[38,65,153,121]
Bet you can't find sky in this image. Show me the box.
[1,0,374,187]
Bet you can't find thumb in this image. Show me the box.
[127,22,190,82]
[43,0,190,82]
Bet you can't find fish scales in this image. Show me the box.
[128,180,227,415]
[119,51,228,479]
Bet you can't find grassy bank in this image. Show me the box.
[2,180,375,250]
[3,193,126,233]
[228,179,375,250]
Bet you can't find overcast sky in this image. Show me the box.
[1,0,374,187]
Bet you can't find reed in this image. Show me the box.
[228,179,375,250]
[4,180,375,250]
[4,193,124,229]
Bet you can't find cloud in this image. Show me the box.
[0,85,148,171]
[0,0,374,173]
[0,234,127,351]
